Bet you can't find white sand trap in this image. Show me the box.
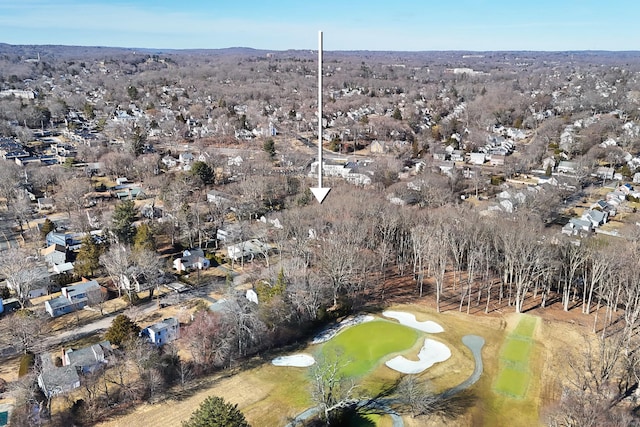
[311,314,375,344]
[385,338,451,374]
[272,353,315,367]
[383,311,444,333]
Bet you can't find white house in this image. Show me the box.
[468,152,486,165]
[140,317,179,346]
[173,248,210,272]
[557,161,578,174]
[161,156,178,168]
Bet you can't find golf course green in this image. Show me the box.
[321,320,420,377]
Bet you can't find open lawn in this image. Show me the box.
[495,366,530,398]
[501,337,532,366]
[320,320,419,377]
[512,315,537,337]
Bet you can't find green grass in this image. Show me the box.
[493,315,539,399]
[501,337,532,366]
[513,315,537,337]
[494,366,530,398]
[321,320,419,377]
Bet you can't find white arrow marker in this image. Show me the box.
[310,30,331,204]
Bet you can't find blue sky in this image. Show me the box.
[0,0,636,51]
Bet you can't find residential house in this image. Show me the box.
[62,280,101,302]
[37,354,80,398]
[591,200,617,217]
[141,203,163,219]
[216,224,242,243]
[37,197,55,211]
[120,269,152,294]
[620,183,634,194]
[161,156,178,168]
[557,161,578,174]
[140,318,179,346]
[581,209,608,228]
[52,262,74,275]
[44,296,74,317]
[434,161,455,176]
[46,231,83,250]
[115,187,143,200]
[308,161,372,186]
[595,167,615,180]
[206,190,235,206]
[450,150,465,162]
[0,297,20,314]
[561,218,592,236]
[44,280,102,317]
[606,191,626,204]
[41,244,67,266]
[178,152,194,164]
[227,239,272,262]
[63,341,111,374]
[468,152,486,165]
[432,150,447,161]
[173,249,210,272]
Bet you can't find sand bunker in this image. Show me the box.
[272,353,316,367]
[383,311,444,333]
[385,338,451,374]
[311,314,375,344]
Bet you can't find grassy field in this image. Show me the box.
[494,315,538,399]
[495,366,530,398]
[513,316,538,337]
[320,320,420,377]
[500,337,532,365]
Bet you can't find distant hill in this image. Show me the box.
[0,43,639,66]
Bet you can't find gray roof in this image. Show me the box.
[47,296,73,310]
[66,341,111,369]
[146,318,178,334]
[39,366,79,396]
[64,280,100,299]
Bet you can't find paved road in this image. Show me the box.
[0,300,161,358]
[45,300,159,347]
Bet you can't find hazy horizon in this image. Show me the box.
[0,1,636,52]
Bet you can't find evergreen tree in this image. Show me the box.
[112,200,137,244]
[183,396,250,427]
[263,138,276,159]
[190,161,214,184]
[392,107,403,120]
[105,314,140,346]
[133,223,156,252]
[74,235,102,278]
